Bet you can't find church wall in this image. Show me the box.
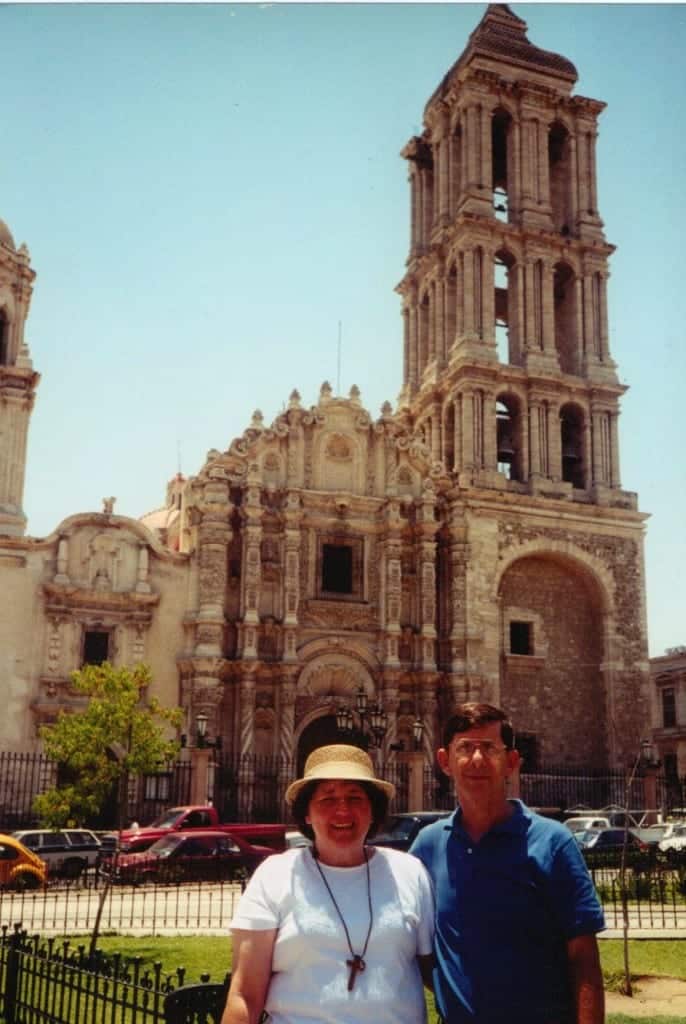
[0,546,45,747]
[139,555,190,711]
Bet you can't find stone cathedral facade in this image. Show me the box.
[0,5,650,775]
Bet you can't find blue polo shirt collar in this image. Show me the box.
[448,798,531,842]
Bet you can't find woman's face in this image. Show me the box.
[305,780,373,865]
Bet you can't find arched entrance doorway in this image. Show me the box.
[297,715,361,776]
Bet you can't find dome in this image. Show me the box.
[0,218,16,250]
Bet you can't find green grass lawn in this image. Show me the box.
[78,934,685,1023]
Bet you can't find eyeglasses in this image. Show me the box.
[452,739,508,760]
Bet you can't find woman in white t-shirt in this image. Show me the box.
[221,744,434,1024]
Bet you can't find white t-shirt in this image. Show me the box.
[231,846,434,1024]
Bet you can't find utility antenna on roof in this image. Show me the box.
[337,321,342,395]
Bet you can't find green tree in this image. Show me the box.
[34,662,183,828]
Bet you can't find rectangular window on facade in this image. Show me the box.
[322,543,354,595]
[510,621,533,656]
[662,687,677,728]
[82,630,110,666]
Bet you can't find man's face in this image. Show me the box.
[437,721,519,803]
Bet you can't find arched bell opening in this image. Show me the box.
[560,403,586,489]
[549,120,573,235]
[554,262,578,375]
[492,108,513,223]
[496,394,523,482]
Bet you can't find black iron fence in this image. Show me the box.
[0,924,230,1024]
[1,747,684,831]
[0,862,684,941]
[211,753,410,824]
[0,753,57,830]
[423,760,686,818]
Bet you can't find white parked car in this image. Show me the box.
[564,816,612,833]
[658,822,686,860]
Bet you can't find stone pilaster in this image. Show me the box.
[239,672,256,759]
[239,470,263,659]
[381,499,403,667]
[417,485,438,670]
[195,481,232,657]
[282,491,302,641]
[278,678,297,763]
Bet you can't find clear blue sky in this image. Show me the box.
[1,3,684,657]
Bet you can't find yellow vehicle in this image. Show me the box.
[0,832,47,889]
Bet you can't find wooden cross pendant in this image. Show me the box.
[346,954,366,991]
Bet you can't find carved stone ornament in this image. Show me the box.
[325,433,353,461]
[298,658,372,698]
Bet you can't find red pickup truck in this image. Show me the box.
[118,806,287,854]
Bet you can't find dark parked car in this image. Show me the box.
[369,811,452,852]
[104,829,274,884]
[574,827,650,868]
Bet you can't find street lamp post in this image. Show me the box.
[189,712,221,805]
[336,686,424,752]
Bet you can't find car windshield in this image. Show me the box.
[149,809,185,829]
[147,835,185,855]
[574,830,596,845]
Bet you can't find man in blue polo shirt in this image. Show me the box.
[410,703,605,1024]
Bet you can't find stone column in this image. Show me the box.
[282,491,302,656]
[588,130,599,214]
[508,118,521,221]
[417,486,438,670]
[190,747,212,805]
[540,260,557,359]
[135,545,150,594]
[523,260,538,350]
[408,297,419,390]
[195,482,232,657]
[419,685,438,766]
[240,471,263,659]
[434,272,446,365]
[480,249,495,349]
[380,677,400,761]
[278,679,297,765]
[55,537,70,584]
[537,120,551,212]
[382,502,403,667]
[462,248,475,338]
[598,272,610,362]
[528,400,544,478]
[398,750,425,811]
[402,307,410,389]
[483,391,498,471]
[238,673,256,818]
[609,413,621,488]
[568,134,578,227]
[448,514,467,671]
[547,403,561,481]
[409,164,419,255]
[460,389,475,470]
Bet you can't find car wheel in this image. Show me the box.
[11,870,41,891]
[63,858,85,880]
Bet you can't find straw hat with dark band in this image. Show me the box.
[285,744,395,805]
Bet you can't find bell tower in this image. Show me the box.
[0,217,39,536]
[397,3,623,501]
[395,4,649,769]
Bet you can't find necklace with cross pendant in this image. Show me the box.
[346,954,366,991]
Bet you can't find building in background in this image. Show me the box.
[651,647,686,788]
[0,5,651,786]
